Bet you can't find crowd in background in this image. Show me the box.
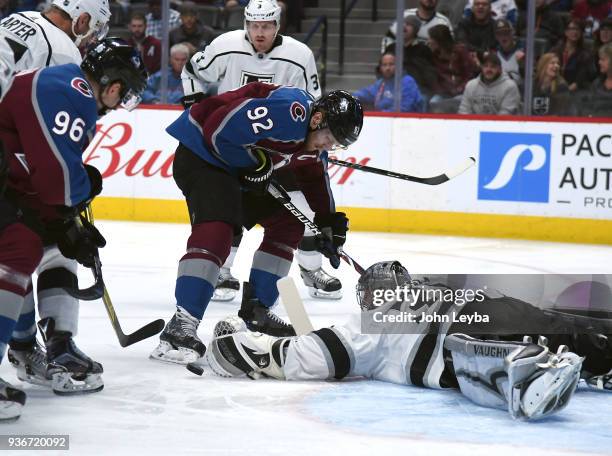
[1,0,608,116]
[373,0,611,116]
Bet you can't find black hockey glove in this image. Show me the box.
[72,165,103,213]
[239,148,273,194]
[181,92,205,109]
[51,214,106,268]
[313,212,349,269]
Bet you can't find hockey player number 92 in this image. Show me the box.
[52,111,85,142]
[247,107,273,134]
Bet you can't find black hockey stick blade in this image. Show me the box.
[328,157,476,185]
[101,287,165,347]
[118,318,166,348]
[62,255,105,301]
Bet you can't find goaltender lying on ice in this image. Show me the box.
[202,262,612,421]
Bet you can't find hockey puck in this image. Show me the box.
[186,362,204,376]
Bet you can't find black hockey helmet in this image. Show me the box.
[356,261,411,311]
[312,90,363,147]
[81,37,148,111]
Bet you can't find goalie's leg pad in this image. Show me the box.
[445,333,583,420]
[207,331,290,380]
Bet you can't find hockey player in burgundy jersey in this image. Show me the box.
[208,262,612,421]
[150,83,363,365]
[0,38,147,419]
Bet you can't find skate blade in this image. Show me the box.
[16,371,52,388]
[50,372,104,396]
[307,287,343,300]
[0,402,23,422]
[211,288,237,302]
[149,341,203,365]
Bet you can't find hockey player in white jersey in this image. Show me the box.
[207,262,612,420]
[181,0,343,302]
[0,0,111,395]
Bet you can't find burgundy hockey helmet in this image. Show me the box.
[356,261,411,311]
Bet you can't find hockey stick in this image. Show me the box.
[268,181,366,275]
[69,206,165,347]
[277,277,314,335]
[328,156,476,185]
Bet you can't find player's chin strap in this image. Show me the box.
[267,181,366,276]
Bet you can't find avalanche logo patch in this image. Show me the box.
[71,77,93,98]
[290,101,306,122]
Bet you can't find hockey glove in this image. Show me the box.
[52,214,106,268]
[239,148,273,194]
[71,165,103,213]
[313,212,349,269]
[181,92,205,109]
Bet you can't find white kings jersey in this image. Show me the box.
[182,29,321,99]
[0,11,81,97]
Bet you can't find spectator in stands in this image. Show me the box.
[517,0,565,50]
[438,0,468,26]
[550,18,598,91]
[458,51,521,114]
[428,24,479,104]
[382,0,453,51]
[127,12,162,75]
[142,43,189,104]
[456,0,498,54]
[583,42,612,115]
[571,0,611,39]
[495,18,525,86]
[464,0,518,25]
[595,16,612,54]
[353,52,425,113]
[532,52,572,115]
[169,1,217,54]
[384,15,438,98]
[146,0,181,40]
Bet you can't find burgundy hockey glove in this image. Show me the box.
[313,212,349,269]
[239,148,273,194]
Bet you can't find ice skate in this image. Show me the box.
[7,340,51,387]
[211,268,240,302]
[299,266,342,299]
[0,378,26,422]
[39,318,104,396]
[238,282,296,337]
[150,306,206,365]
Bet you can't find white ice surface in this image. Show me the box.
[2,221,612,456]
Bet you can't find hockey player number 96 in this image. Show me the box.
[247,107,273,134]
[52,111,85,142]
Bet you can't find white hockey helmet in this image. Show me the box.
[52,0,111,46]
[244,0,282,37]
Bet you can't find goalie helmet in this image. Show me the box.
[356,261,411,311]
[51,0,111,46]
[244,0,282,37]
[81,38,148,112]
[312,90,363,147]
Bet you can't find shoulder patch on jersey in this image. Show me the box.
[71,77,93,98]
[290,101,306,122]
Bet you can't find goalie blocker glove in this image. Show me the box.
[313,212,349,269]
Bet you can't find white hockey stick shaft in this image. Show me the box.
[277,277,314,335]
